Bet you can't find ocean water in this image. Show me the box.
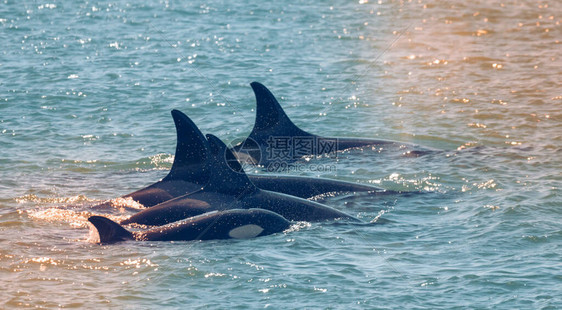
[1,0,560,308]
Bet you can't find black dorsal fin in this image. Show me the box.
[164,110,210,183]
[204,134,258,196]
[249,82,312,138]
[88,216,134,243]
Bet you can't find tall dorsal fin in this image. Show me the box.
[249,82,312,138]
[163,110,210,183]
[204,134,258,196]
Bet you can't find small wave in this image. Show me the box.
[119,258,159,270]
[15,194,96,205]
[149,153,174,167]
[285,221,312,233]
[86,223,101,243]
[107,197,146,210]
[131,153,174,171]
[26,207,129,228]
[370,209,387,224]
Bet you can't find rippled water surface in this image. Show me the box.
[1,0,560,308]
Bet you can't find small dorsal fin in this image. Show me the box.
[88,216,133,243]
[204,134,258,196]
[164,110,210,183]
[249,82,312,138]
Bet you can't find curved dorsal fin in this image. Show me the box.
[88,216,133,243]
[164,110,210,183]
[249,82,311,138]
[204,134,257,196]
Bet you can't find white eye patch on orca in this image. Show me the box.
[228,224,264,239]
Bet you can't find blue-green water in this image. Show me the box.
[1,0,560,308]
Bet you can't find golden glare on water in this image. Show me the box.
[15,194,95,205]
[25,208,129,229]
[0,0,560,308]
[360,0,561,150]
[109,197,146,210]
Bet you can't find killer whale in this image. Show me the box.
[93,110,210,208]
[168,110,387,199]
[96,109,386,210]
[232,82,433,166]
[88,208,290,243]
[120,134,358,226]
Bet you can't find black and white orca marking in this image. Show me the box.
[119,134,359,226]
[88,208,290,243]
[96,109,387,211]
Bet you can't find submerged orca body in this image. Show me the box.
[120,134,358,226]
[169,110,385,200]
[88,208,290,243]
[93,110,210,208]
[96,109,384,210]
[232,82,432,166]
[248,174,387,198]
